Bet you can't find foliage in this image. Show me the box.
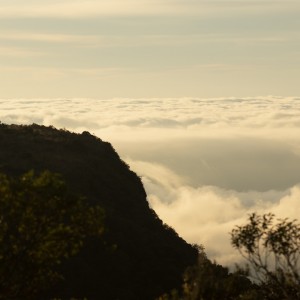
[231,213,300,299]
[158,247,257,300]
[0,123,198,299]
[0,171,104,300]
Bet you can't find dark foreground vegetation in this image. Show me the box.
[0,123,299,299]
[161,213,300,300]
[0,123,197,299]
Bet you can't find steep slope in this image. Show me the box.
[0,123,198,299]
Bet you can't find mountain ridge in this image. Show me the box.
[0,123,198,299]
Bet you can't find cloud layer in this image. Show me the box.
[1,1,299,18]
[1,96,300,131]
[1,96,300,265]
[130,159,300,265]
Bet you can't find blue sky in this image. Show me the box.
[0,0,299,98]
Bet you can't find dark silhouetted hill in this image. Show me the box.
[0,123,197,299]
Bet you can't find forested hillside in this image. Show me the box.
[0,123,198,299]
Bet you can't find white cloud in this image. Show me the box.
[0,0,194,18]
[0,31,289,47]
[1,96,300,266]
[2,97,300,134]
[132,161,299,265]
[0,0,299,18]
[0,46,44,57]
[0,31,100,44]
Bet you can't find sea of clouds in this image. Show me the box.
[1,96,300,265]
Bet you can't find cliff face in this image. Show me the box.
[0,123,197,299]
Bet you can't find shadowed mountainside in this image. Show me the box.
[0,123,198,299]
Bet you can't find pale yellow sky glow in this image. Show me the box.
[0,0,299,98]
[1,1,299,18]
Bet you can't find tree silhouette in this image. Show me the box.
[231,213,300,299]
[0,171,104,300]
[158,246,256,300]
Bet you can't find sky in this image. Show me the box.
[0,0,300,98]
[1,96,300,265]
[1,0,300,266]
